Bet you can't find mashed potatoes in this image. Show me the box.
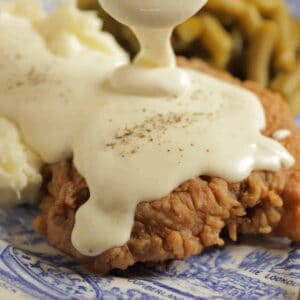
[0,0,127,207]
[0,119,42,208]
[0,0,127,58]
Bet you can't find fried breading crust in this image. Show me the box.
[34,58,300,274]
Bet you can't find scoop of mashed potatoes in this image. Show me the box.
[0,0,127,207]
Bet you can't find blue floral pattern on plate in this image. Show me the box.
[0,1,299,299]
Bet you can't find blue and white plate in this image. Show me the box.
[0,1,299,299]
